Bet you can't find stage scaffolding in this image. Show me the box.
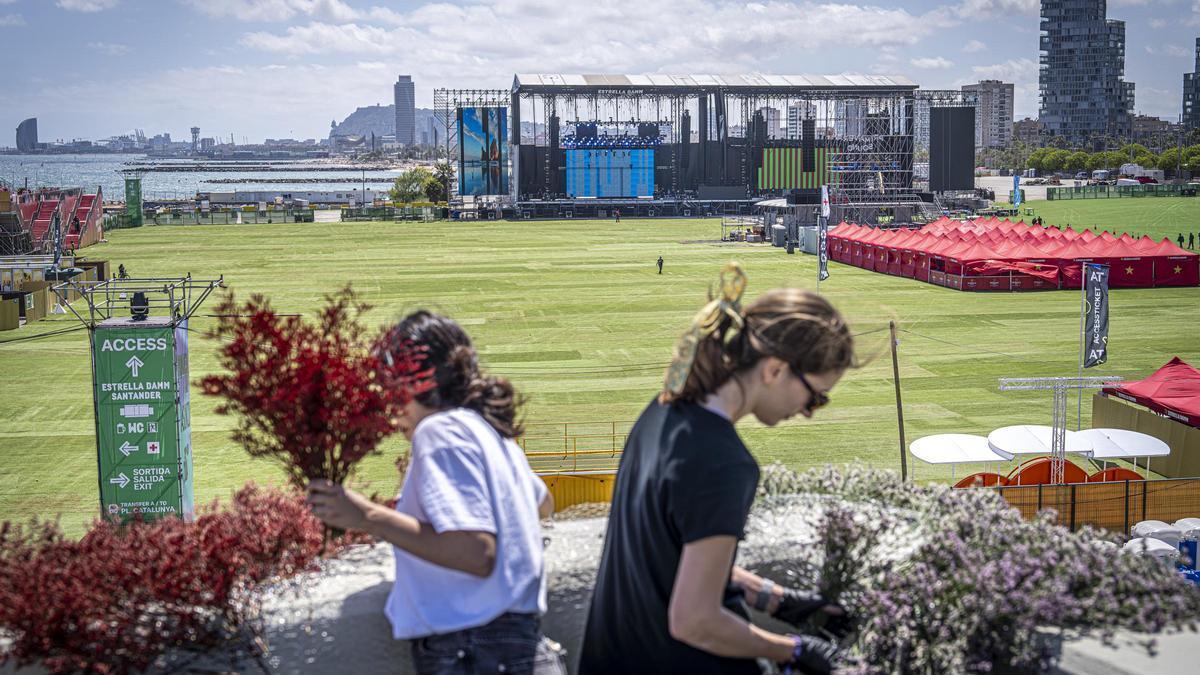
[433,88,510,203]
[510,74,926,208]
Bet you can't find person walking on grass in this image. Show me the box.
[308,311,564,675]
[657,255,664,274]
[579,262,853,675]
[1179,233,1186,248]
[1190,232,1195,250]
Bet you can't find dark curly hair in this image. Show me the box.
[391,310,524,438]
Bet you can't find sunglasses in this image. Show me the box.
[790,367,831,415]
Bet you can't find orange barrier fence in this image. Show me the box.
[992,478,1200,533]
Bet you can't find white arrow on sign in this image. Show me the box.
[118,442,138,457]
[125,355,144,377]
[109,473,130,488]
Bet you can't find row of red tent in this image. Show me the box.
[827,217,1199,290]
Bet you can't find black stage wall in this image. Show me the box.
[929,107,975,192]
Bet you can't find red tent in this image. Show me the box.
[1101,357,1200,429]
[833,219,1199,291]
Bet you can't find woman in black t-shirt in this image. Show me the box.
[580,263,854,675]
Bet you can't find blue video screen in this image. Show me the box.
[565,149,654,198]
[458,107,509,196]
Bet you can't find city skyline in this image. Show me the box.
[1,0,1197,144]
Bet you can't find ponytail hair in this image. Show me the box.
[391,310,524,438]
[661,282,855,406]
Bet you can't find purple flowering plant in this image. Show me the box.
[759,466,1200,673]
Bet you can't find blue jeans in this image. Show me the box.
[411,613,567,675]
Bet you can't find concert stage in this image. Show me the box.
[435,74,977,223]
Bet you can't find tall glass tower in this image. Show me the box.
[1184,38,1200,132]
[1038,0,1134,147]
[394,75,416,147]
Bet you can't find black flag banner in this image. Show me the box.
[818,217,829,282]
[818,185,830,282]
[1083,263,1110,368]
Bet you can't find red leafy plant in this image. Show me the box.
[0,485,333,675]
[201,286,430,489]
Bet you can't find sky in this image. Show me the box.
[1,0,1197,145]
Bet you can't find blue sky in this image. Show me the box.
[1,0,1196,145]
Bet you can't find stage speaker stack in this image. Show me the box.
[802,118,815,171]
[680,111,691,168]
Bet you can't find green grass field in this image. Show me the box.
[2,198,1198,535]
[1003,197,1200,242]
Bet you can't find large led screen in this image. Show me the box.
[757,147,830,190]
[458,107,509,196]
[564,149,654,198]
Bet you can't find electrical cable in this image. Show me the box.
[0,324,87,345]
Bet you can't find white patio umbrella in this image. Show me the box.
[909,434,1013,481]
[1076,428,1170,477]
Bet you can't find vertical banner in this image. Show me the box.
[124,178,143,227]
[1083,263,1110,368]
[1012,174,1022,208]
[818,185,830,282]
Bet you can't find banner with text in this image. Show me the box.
[92,320,193,522]
[1083,263,1110,368]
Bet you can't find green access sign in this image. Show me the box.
[91,317,193,522]
[124,177,143,227]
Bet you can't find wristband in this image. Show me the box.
[782,633,804,674]
[753,579,775,612]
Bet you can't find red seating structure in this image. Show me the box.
[953,472,1009,488]
[1006,457,1090,485]
[19,187,104,252]
[1087,467,1144,483]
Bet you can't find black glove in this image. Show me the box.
[772,587,828,625]
[781,633,838,675]
[774,588,855,642]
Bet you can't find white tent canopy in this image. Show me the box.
[910,434,1013,464]
[987,425,1093,457]
[1076,428,1171,459]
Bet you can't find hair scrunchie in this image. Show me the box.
[663,261,748,395]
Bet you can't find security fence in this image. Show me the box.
[994,478,1200,533]
[1047,184,1199,200]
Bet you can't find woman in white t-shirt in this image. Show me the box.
[308,311,564,675]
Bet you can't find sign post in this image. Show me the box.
[817,185,831,292]
[53,275,219,524]
[92,319,193,521]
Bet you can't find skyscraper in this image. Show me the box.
[961,80,1014,148]
[393,75,415,146]
[16,118,38,152]
[1184,38,1200,132]
[1038,0,1134,146]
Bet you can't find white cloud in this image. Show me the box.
[87,41,129,55]
[234,0,948,77]
[962,39,986,53]
[182,0,364,22]
[0,0,18,5]
[965,58,1040,116]
[950,0,1038,18]
[1148,18,1168,27]
[0,13,23,26]
[911,56,954,69]
[56,0,119,11]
